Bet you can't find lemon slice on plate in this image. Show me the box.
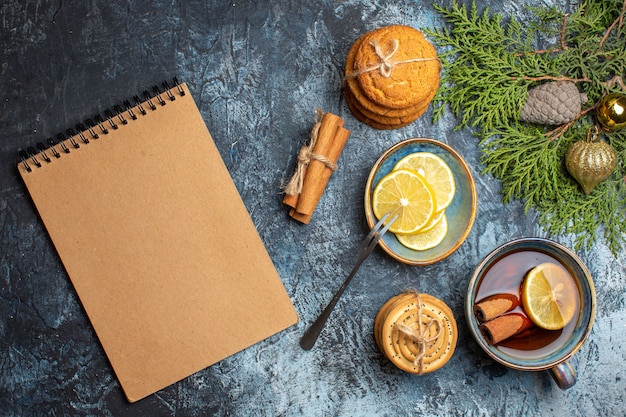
[521,262,578,330]
[396,214,448,251]
[394,152,456,211]
[415,209,445,234]
[372,169,436,235]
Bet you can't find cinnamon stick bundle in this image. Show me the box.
[283,112,350,224]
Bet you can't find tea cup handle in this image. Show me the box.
[549,360,576,389]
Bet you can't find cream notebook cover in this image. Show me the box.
[17,81,298,402]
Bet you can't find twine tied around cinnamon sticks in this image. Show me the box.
[282,110,336,196]
[395,293,443,375]
[347,39,439,79]
[282,111,350,224]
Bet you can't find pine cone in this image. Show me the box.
[519,81,586,125]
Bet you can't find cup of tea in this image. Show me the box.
[466,237,596,389]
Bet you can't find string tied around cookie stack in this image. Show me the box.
[347,39,439,79]
[394,292,443,375]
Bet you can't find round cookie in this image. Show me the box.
[345,87,414,130]
[354,25,440,110]
[374,292,457,374]
[344,84,424,130]
[345,32,425,119]
[374,294,404,351]
[345,85,429,126]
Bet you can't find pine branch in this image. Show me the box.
[428,0,626,256]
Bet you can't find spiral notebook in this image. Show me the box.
[17,79,298,403]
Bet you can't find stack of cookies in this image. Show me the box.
[374,291,457,374]
[344,25,440,130]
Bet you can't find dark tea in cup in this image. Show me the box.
[474,249,580,358]
[466,238,596,389]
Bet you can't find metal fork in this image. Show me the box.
[300,212,398,350]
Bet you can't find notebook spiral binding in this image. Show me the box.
[18,77,185,173]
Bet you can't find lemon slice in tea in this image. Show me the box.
[521,262,578,330]
[372,169,436,235]
[394,152,456,211]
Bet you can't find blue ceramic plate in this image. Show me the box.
[364,138,477,265]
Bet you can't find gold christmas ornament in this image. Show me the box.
[565,125,617,195]
[595,92,626,132]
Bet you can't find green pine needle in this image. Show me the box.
[426,0,626,255]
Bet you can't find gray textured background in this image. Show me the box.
[1,0,624,416]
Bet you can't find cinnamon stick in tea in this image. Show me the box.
[479,313,535,345]
[474,293,520,323]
